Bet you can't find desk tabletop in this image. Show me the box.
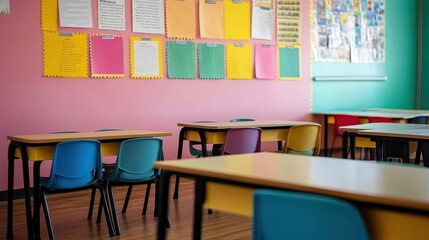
[177,120,317,130]
[312,110,429,119]
[365,108,429,114]
[8,130,172,144]
[155,152,429,212]
[339,122,429,133]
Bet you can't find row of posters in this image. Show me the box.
[311,0,385,63]
[0,0,10,14]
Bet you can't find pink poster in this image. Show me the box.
[90,35,124,77]
[254,44,276,80]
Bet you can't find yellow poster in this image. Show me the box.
[41,0,58,31]
[43,31,88,78]
[224,0,251,40]
[226,43,253,80]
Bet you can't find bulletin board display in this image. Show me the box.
[39,0,302,81]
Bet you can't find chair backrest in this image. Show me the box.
[367,116,393,123]
[334,115,360,136]
[283,124,321,156]
[44,140,102,189]
[230,118,255,122]
[95,128,122,131]
[221,128,261,155]
[253,189,369,240]
[110,138,163,182]
[410,116,427,124]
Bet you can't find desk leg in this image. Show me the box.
[193,178,206,240]
[415,142,422,165]
[33,162,42,240]
[342,132,348,159]
[324,115,328,157]
[375,140,382,161]
[7,142,16,239]
[350,134,355,160]
[173,128,186,199]
[157,171,171,240]
[16,143,34,240]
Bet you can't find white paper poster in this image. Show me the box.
[252,0,275,40]
[133,41,160,76]
[0,0,10,14]
[98,0,125,31]
[59,0,93,28]
[132,0,165,34]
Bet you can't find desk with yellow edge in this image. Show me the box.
[313,109,429,157]
[6,130,172,239]
[173,120,317,199]
[155,152,429,240]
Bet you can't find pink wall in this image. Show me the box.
[0,1,313,191]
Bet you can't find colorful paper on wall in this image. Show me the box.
[41,0,58,30]
[254,44,276,80]
[132,0,165,34]
[199,0,224,39]
[165,0,195,39]
[90,35,124,78]
[252,0,275,40]
[277,0,301,44]
[278,44,300,80]
[198,43,225,79]
[224,0,251,40]
[130,36,163,79]
[98,0,125,31]
[167,41,196,79]
[58,0,93,28]
[0,0,10,14]
[43,31,88,78]
[226,43,252,80]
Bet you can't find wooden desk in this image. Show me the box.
[155,152,429,240]
[340,123,429,161]
[6,130,172,240]
[313,110,429,156]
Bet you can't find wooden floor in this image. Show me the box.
[0,178,252,239]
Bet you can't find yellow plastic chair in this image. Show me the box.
[282,124,321,156]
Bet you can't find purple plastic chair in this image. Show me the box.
[221,128,262,155]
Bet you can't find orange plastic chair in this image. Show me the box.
[283,124,321,156]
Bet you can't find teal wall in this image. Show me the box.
[312,0,419,112]
[421,0,429,109]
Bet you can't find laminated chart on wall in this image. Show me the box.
[277,0,301,44]
[167,41,196,79]
[130,36,163,79]
[43,31,88,78]
[251,0,275,40]
[254,44,276,80]
[41,0,58,30]
[165,0,195,39]
[224,0,251,40]
[98,0,125,31]
[226,43,253,80]
[277,44,300,80]
[0,0,10,14]
[90,35,124,78]
[198,43,225,79]
[199,0,224,39]
[58,0,93,28]
[132,0,165,34]
[311,0,385,62]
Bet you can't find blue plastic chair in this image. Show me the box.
[253,189,369,240]
[230,118,255,122]
[93,138,164,235]
[38,140,114,239]
[221,128,262,155]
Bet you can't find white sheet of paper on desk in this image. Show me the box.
[133,41,159,76]
[59,0,93,28]
[98,0,125,31]
[0,0,10,14]
[132,0,165,34]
